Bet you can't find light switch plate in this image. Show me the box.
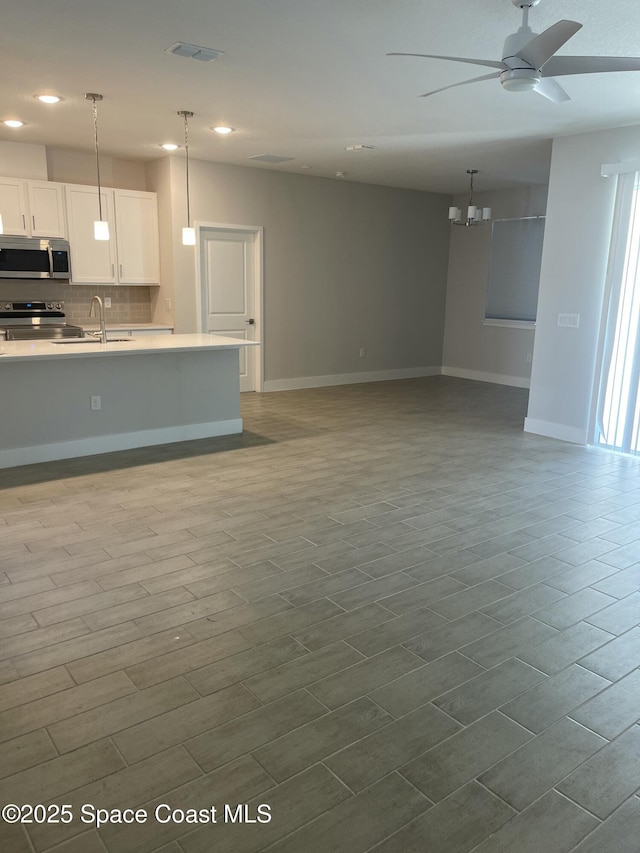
[557,313,580,328]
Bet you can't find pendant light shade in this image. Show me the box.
[178,110,195,247]
[449,169,491,228]
[94,220,110,241]
[85,93,109,241]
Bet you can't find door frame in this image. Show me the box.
[194,221,264,393]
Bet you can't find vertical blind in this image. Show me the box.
[595,171,640,453]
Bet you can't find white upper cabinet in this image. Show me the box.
[113,190,160,284]
[28,181,67,238]
[0,177,66,237]
[65,184,159,286]
[64,185,116,284]
[0,178,30,235]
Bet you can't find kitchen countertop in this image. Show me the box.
[0,333,259,362]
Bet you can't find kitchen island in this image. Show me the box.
[0,334,258,469]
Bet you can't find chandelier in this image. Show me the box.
[448,169,491,227]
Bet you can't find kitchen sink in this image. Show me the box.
[51,338,134,344]
[51,339,101,344]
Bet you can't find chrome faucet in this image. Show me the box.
[89,295,107,343]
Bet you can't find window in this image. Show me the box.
[484,216,545,325]
[595,171,640,453]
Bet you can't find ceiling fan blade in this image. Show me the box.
[517,20,582,70]
[535,77,571,103]
[420,71,501,98]
[542,55,640,77]
[387,52,503,70]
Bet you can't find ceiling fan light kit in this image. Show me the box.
[389,0,640,104]
[500,69,541,92]
[449,170,491,227]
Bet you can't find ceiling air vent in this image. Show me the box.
[249,154,295,164]
[165,42,224,62]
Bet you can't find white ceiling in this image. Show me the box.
[3,0,640,194]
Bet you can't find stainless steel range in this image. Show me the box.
[0,301,84,341]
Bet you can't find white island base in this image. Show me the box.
[0,334,255,470]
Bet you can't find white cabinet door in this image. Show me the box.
[65,185,116,284]
[0,178,28,235]
[114,191,160,284]
[105,330,132,340]
[105,328,172,339]
[28,182,66,238]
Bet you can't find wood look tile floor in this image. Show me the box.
[2,376,640,852]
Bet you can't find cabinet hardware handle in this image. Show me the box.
[119,264,123,278]
[22,214,26,229]
[111,264,115,278]
[32,215,36,230]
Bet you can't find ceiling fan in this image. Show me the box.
[388,0,640,103]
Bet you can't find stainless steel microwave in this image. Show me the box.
[0,236,71,279]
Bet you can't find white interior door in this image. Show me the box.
[200,228,260,392]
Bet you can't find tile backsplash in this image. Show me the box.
[0,281,152,325]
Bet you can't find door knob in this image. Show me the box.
[245,318,255,325]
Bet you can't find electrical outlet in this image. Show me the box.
[90,395,101,411]
[165,298,172,311]
[359,347,366,358]
[103,297,111,308]
[526,352,532,363]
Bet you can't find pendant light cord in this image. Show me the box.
[183,112,191,229]
[91,97,104,221]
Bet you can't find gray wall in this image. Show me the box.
[46,146,148,190]
[526,123,640,444]
[442,185,548,387]
[150,157,452,384]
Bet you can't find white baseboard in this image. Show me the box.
[0,418,243,470]
[524,417,588,445]
[442,366,531,389]
[263,366,442,392]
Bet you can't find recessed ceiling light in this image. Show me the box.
[3,120,24,128]
[161,143,179,150]
[300,165,312,170]
[345,144,376,151]
[213,125,234,135]
[335,171,347,178]
[35,94,62,104]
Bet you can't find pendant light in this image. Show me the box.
[449,169,491,228]
[85,93,109,241]
[178,110,196,246]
